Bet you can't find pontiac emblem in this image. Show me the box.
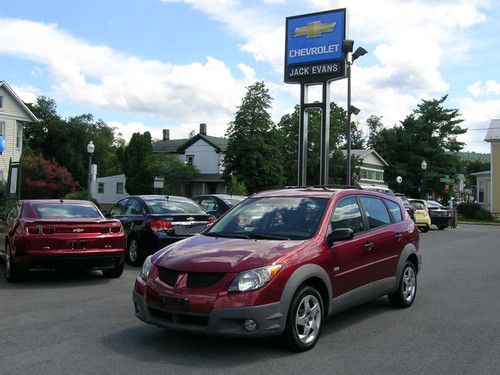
[73,228,84,233]
[294,21,336,38]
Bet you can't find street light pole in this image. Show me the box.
[87,141,95,200]
[421,160,427,199]
[343,40,367,185]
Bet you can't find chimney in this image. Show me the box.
[163,129,169,141]
[199,123,207,136]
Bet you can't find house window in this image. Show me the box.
[116,182,124,194]
[0,96,3,109]
[186,155,194,165]
[98,182,104,194]
[16,123,22,149]
[0,122,5,136]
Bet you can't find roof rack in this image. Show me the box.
[282,185,357,190]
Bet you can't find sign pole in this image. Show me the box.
[319,81,331,185]
[298,84,309,187]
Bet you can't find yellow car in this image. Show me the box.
[409,199,431,232]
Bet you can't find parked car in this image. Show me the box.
[395,193,416,222]
[409,199,431,232]
[191,194,246,218]
[108,195,213,266]
[1,199,126,282]
[133,187,421,351]
[426,200,452,230]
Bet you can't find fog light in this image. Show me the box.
[244,319,257,332]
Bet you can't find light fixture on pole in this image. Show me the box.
[87,141,95,200]
[343,40,367,185]
[421,160,427,199]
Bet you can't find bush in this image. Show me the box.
[457,202,493,220]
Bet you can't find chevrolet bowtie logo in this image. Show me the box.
[73,228,84,233]
[294,21,336,38]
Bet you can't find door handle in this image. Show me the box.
[364,242,373,250]
[395,233,403,240]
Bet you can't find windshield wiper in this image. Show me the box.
[205,232,250,239]
[246,232,291,240]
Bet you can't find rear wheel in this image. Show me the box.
[5,243,24,282]
[283,285,323,352]
[388,262,417,308]
[127,238,142,266]
[103,256,125,278]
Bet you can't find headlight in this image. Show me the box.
[228,265,282,292]
[140,255,154,280]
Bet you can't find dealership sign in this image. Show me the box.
[284,9,347,83]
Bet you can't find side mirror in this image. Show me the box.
[327,227,354,247]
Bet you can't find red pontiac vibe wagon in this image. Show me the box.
[133,187,421,351]
[1,199,126,281]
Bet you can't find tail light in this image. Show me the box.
[101,225,123,234]
[207,219,215,226]
[148,220,173,232]
[26,226,55,235]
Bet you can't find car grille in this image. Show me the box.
[157,267,225,288]
[157,267,180,287]
[186,272,225,288]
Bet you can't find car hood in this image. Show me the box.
[153,234,308,273]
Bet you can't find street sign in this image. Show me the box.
[153,176,164,189]
[439,175,455,183]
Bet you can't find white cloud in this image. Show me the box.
[486,80,500,95]
[0,18,253,125]
[9,83,39,104]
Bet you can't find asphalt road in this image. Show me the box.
[1,225,499,375]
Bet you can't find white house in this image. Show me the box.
[93,174,128,209]
[343,148,389,189]
[153,123,228,196]
[0,81,38,182]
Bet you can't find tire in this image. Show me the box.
[5,243,24,282]
[419,226,429,233]
[388,262,417,308]
[102,256,125,278]
[283,285,324,352]
[438,225,447,230]
[127,238,142,266]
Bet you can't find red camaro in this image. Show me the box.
[1,199,126,281]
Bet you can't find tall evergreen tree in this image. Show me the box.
[369,95,466,198]
[223,82,285,193]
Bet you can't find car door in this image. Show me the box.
[358,195,401,283]
[328,196,373,300]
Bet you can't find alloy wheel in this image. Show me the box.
[295,294,322,344]
[402,266,416,302]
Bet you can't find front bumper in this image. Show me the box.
[132,290,285,338]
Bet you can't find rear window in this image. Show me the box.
[385,199,403,222]
[32,203,101,218]
[145,199,206,215]
[221,197,246,207]
[411,202,425,210]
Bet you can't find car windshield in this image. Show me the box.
[32,203,101,218]
[206,197,328,240]
[145,198,206,215]
[221,196,246,207]
[411,202,425,210]
[426,200,444,208]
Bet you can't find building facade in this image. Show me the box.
[153,123,228,196]
[0,81,38,182]
[343,148,389,189]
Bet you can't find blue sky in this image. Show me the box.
[1,0,499,153]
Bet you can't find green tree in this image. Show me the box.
[24,97,122,186]
[227,175,248,196]
[277,102,364,186]
[118,132,155,195]
[146,153,198,195]
[369,96,466,198]
[223,82,285,193]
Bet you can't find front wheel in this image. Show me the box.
[283,285,324,352]
[127,238,142,266]
[388,262,417,308]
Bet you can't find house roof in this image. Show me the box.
[153,133,228,153]
[342,148,389,166]
[485,119,500,142]
[471,170,491,177]
[0,81,39,122]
